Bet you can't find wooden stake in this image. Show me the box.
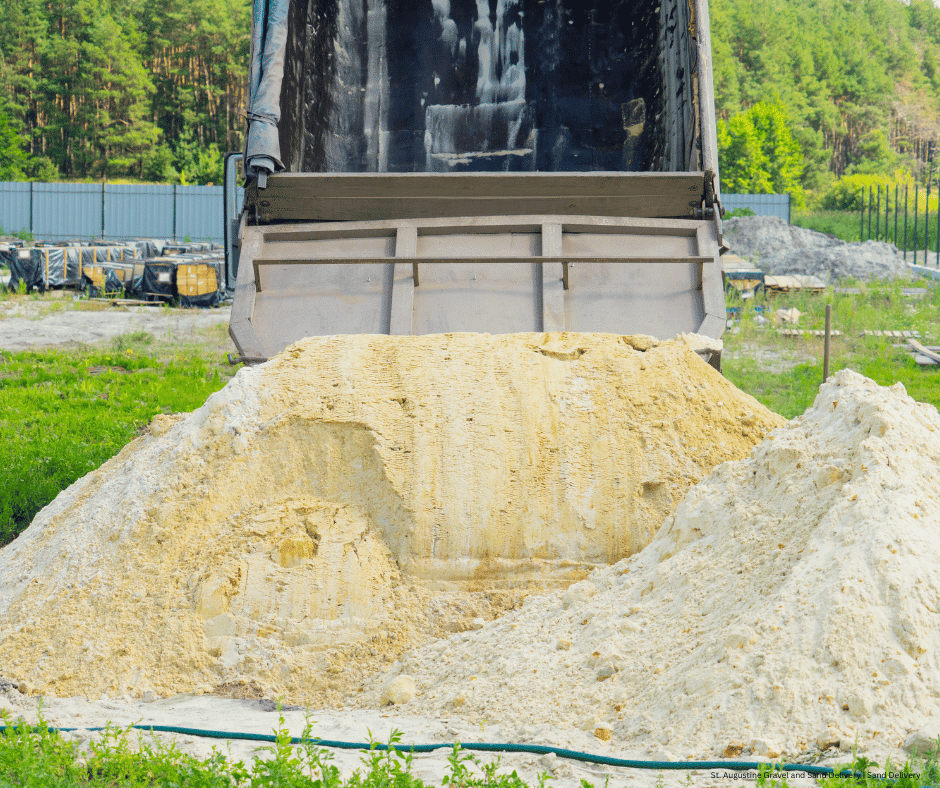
[823,303,832,382]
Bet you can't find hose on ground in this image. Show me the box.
[0,721,875,779]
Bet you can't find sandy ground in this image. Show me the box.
[0,689,866,788]
[0,293,902,786]
[0,294,233,353]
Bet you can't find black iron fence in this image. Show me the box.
[860,183,940,266]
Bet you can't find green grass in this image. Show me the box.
[0,328,235,546]
[791,209,862,242]
[753,750,940,788]
[722,278,940,419]
[3,710,940,788]
[0,711,548,788]
[791,207,940,251]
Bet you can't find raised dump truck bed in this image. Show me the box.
[231,0,726,360]
[232,208,724,360]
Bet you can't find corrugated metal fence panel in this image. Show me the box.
[0,181,227,243]
[34,183,103,240]
[0,182,31,234]
[105,184,175,240]
[723,193,791,222]
[176,185,223,242]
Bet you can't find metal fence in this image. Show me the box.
[0,181,245,243]
[722,193,791,223]
[2,182,792,243]
[859,183,939,268]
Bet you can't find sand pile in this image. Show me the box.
[366,370,940,758]
[0,332,782,703]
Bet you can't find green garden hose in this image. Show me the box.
[0,720,865,779]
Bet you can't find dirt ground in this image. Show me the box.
[0,292,235,353]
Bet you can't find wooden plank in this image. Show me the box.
[254,196,701,223]
[247,172,707,200]
[909,338,940,364]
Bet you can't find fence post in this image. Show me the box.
[935,179,939,267]
[876,185,881,241]
[904,185,909,256]
[101,182,106,240]
[867,187,873,240]
[894,184,899,246]
[28,181,34,235]
[859,188,865,241]
[926,181,931,267]
[885,185,891,243]
[173,184,178,241]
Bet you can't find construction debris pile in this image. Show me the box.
[366,370,940,758]
[0,333,782,706]
[0,239,224,305]
[725,216,909,282]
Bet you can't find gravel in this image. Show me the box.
[724,216,909,283]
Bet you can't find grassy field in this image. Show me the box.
[791,207,940,251]
[791,209,863,243]
[722,278,940,419]
[0,321,236,546]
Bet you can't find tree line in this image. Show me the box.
[0,0,249,183]
[711,0,940,204]
[0,0,939,195]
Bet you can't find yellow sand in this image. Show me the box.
[0,333,784,703]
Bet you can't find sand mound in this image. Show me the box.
[0,332,782,703]
[368,370,940,757]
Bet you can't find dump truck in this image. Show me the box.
[227,0,726,366]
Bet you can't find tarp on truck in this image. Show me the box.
[244,0,289,180]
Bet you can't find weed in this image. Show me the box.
[756,762,791,788]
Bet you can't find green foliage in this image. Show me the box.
[0,0,248,180]
[821,171,916,211]
[718,102,806,207]
[0,225,34,242]
[723,279,940,419]
[710,0,940,191]
[727,207,756,218]
[0,330,234,546]
[0,708,552,787]
[0,108,27,180]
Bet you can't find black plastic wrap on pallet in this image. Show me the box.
[38,248,84,288]
[7,249,42,292]
[141,259,177,299]
[81,268,125,298]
